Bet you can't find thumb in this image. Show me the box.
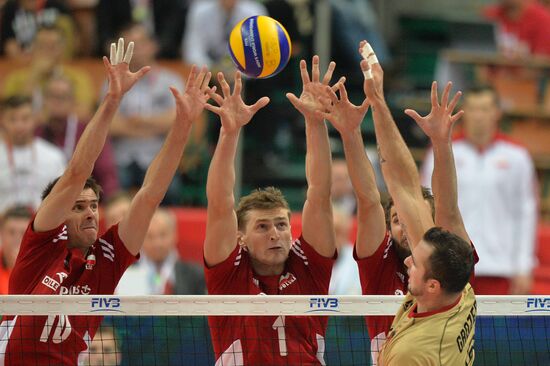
[286,93,301,109]
[135,65,151,79]
[251,96,270,113]
[169,86,181,99]
[404,109,423,124]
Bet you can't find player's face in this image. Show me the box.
[240,208,292,276]
[66,188,99,250]
[404,241,433,297]
[0,217,29,268]
[389,206,411,260]
[84,334,120,366]
[1,105,35,146]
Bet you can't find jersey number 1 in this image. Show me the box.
[272,315,287,356]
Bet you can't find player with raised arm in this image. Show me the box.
[316,42,476,364]
[0,39,214,365]
[203,56,341,365]
[359,43,476,366]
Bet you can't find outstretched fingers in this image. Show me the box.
[441,81,452,108]
[322,61,336,85]
[299,59,310,85]
[404,109,424,124]
[311,55,320,83]
[218,72,231,98]
[447,91,462,113]
[233,71,242,96]
[250,96,270,113]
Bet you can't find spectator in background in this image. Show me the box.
[95,0,186,58]
[0,205,33,294]
[116,208,206,295]
[421,85,537,295]
[2,25,94,121]
[331,158,356,215]
[0,95,66,212]
[0,0,75,60]
[329,207,361,295]
[182,0,266,73]
[103,191,132,229]
[106,23,185,205]
[484,0,550,57]
[36,76,119,199]
[79,325,121,366]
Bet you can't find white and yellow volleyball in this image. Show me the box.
[228,15,292,79]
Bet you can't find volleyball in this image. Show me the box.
[228,15,291,79]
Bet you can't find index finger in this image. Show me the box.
[299,59,310,85]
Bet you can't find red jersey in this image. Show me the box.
[355,232,479,365]
[205,236,335,365]
[0,220,137,365]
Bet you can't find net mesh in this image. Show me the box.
[0,295,549,365]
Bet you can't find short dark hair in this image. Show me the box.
[464,84,500,107]
[236,187,290,231]
[384,187,434,230]
[41,176,103,201]
[1,95,33,112]
[422,227,474,294]
[0,205,34,227]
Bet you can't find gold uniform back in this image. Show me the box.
[378,283,476,366]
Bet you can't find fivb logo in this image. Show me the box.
[307,297,340,313]
[90,297,124,313]
[526,297,550,312]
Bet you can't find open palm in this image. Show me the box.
[318,83,369,136]
[287,55,344,122]
[205,72,269,133]
[404,81,463,143]
[103,38,150,98]
[169,65,215,130]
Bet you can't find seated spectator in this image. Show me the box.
[79,324,121,366]
[0,0,75,60]
[95,0,186,58]
[0,205,33,294]
[103,191,132,229]
[36,76,119,199]
[182,0,266,73]
[0,95,66,212]
[329,207,361,295]
[116,208,206,295]
[484,0,550,57]
[106,23,185,205]
[331,158,356,215]
[2,25,94,121]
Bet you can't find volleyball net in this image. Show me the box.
[0,295,549,365]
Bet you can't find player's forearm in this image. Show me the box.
[431,141,469,241]
[341,128,381,206]
[67,93,121,178]
[140,119,192,204]
[371,98,421,197]
[304,121,332,204]
[206,128,239,212]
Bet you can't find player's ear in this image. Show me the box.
[427,278,440,294]
[237,232,248,251]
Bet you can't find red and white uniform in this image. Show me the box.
[0,220,137,365]
[354,232,405,364]
[205,236,335,366]
[355,232,478,364]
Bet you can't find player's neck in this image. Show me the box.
[251,259,285,277]
[416,292,461,314]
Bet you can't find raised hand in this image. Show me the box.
[359,41,384,102]
[103,38,151,99]
[404,81,463,143]
[317,82,369,137]
[169,65,215,130]
[286,55,344,122]
[205,71,269,133]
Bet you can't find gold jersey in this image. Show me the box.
[378,283,476,366]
